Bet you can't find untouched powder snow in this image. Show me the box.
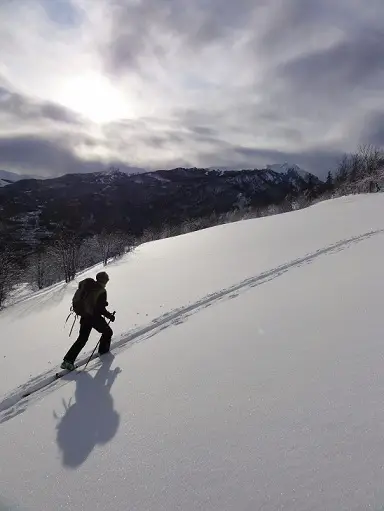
[2,194,384,396]
[2,194,384,510]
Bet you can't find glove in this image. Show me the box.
[107,312,115,322]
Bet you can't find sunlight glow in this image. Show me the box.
[57,72,129,123]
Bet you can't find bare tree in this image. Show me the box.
[113,231,134,259]
[29,248,57,290]
[95,230,133,265]
[347,152,362,182]
[52,228,83,283]
[330,145,384,197]
[0,248,19,308]
[359,144,382,176]
[279,197,294,213]
[96,230,117,266]
[139,227,159,244]
[335,154,350,185]
[36,250,46,290]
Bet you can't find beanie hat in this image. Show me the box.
[96,271,109,284]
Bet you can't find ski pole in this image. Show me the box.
[84,311,115,371]
[84,341,99,371]
[68,315,77,337]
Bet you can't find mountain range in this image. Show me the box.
[0,163,311,186]
[0,165,323,255]
[0,169,41,187]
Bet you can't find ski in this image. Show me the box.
[20,367,81,398]
[54,350,112,380]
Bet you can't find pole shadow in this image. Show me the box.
[54,353,121,468]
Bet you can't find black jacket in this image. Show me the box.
[94,286,113,320]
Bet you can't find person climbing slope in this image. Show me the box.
[61,271,115,371]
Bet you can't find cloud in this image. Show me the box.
[0,135,143,177]
[0,0,383,178]
[0,85,81,126]
[361,112,384,148]
[0,135,88,175]
[104,0,261,74]
[232,146,342,176]
[275,27,384,109]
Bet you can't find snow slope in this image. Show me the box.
[2,194,384,510]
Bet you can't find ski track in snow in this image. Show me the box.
[0,228,382,425]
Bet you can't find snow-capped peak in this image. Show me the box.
[266,162,309,178]
[100,166,147,177]
[0,169,22,182]
[0,178,11,187]
[100,167,126,177]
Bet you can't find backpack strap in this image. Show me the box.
[64,306,78,336]
[65,306,74,324]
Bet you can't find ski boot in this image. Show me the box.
[60,360,75,371]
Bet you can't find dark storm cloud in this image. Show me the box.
[103,115,230,155]
[254,0,384,121]
[278,29,384,96]
[0,136,78,172]
[189,126,217,137]
[361,112,384,147]
[0,135,140,177]
[0,86,81,125]
[105,0,260,73]
[0,135,100,176]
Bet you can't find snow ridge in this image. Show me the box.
[1,227,382,425]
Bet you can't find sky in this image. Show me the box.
[0,0,383,178]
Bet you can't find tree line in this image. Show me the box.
[0,228,133,308]
[0,144,382,308]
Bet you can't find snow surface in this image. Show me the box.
[147,172,170,183]
[2,194,384,510]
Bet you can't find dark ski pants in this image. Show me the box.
[64,316,113,364]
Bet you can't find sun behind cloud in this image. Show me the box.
[57,72,129,123]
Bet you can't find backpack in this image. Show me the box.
[72,278,104,317]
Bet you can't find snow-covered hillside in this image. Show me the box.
[1,194,384,510]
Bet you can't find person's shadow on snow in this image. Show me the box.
[54,353,121,468]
